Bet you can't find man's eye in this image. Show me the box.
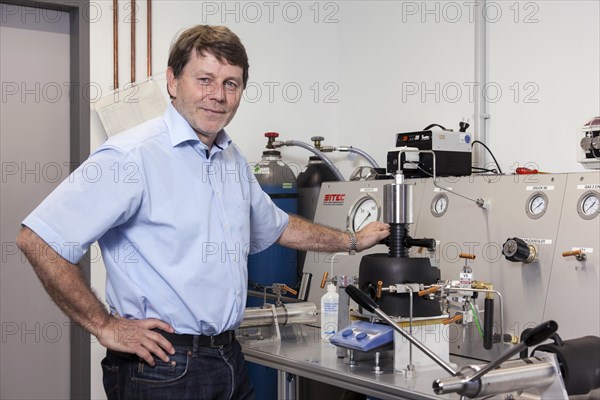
[198,78,211,84]
[225,81,239,90]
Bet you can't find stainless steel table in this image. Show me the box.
[239,325,460,400]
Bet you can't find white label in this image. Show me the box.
[577,184,600,190]
[572,247,594,253]
[360,188,378,193]
[522,238,552,245]
[526,185,555,191]
[253,167,270,175]
[434,187,452,192]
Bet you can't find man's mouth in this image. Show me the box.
[201,107,226,114]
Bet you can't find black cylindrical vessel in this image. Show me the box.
[359,254,441,317]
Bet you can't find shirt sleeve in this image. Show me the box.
[247,171,290,255]
[22,146,144,264]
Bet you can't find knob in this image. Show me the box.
[502,237,537,263]
[311,136,324,149]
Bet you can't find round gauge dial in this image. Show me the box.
[349,196,379,232]
[431,193,449,217]
[577,191,600,220]
[525,192,548,219]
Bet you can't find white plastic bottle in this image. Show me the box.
[320,283,339,341]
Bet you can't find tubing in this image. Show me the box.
[337,146,380,168]
[284,140,345,181]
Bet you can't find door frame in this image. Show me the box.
[0,0,91,398]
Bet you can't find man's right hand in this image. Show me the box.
[95,316,176,366]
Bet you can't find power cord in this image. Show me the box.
[471,140,503,174]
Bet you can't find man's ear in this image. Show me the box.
[166,67,177,99]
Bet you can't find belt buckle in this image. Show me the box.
[210,334,223,349]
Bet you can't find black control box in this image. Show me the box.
[387,130,472,178]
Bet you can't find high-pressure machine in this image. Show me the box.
[239,128,600,399]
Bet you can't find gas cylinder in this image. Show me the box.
[248,132,298,306]
[296,137,341,270]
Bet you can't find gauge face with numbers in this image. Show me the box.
[431,193,449,217]
[349,196,379,232]
[526,192,548,219]
[577,191,600,220]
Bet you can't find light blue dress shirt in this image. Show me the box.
[23,104,289,335]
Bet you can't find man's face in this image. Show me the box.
[167,51,244,146]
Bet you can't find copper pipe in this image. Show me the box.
[147,0,152,78]
[562,249,582,257]
[131,0,136,84]
[459,253,476,260]
[376,281,383,299]
[418,286,439,297]
[113,0,118,89]
[320,272,328,289]
[282,284,298,296]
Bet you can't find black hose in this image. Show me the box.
[483,297,494,350]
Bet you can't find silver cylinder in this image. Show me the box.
[240,302,317,328]
[383,183,413,224]
[433,357,556,397]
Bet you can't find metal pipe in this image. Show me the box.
[146,0,152,79]
[240,302,317,328]
[131,0,136,84]
[113,0,118,89]
[407,285,414,370]
[283,140,345,181]
[336,146,380,168]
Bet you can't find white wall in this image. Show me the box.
[89,1,599,397]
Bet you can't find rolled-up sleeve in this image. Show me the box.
[22,146,144,264]
[247,174,289,255]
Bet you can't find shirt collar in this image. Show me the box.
[164,103,232,151]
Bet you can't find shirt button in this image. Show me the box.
[224,224,230,230]
[215,192,221,197]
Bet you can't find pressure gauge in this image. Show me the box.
[431,193,449,217]
[577,191,600,220]
[348,196,380,232]
[525,192,548,219]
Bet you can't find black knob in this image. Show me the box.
[502,237,531,263]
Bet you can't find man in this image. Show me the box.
[17,25,389,399]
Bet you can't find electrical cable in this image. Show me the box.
[472,140,503,174]
[469,301,484,338]
[423,123,447,131]
[472,166,498,174]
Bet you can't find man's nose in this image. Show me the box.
[207,83,225,102]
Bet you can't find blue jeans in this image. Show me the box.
[101,339,255,400]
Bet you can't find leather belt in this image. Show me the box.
[154,329,236,348]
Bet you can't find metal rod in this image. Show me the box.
[131,0,136,84]
[146,0,152,78]
[407,286,414,369]
[113,0,118,89]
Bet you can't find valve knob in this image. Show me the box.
[502,237,537,263]
[264,132,279,138]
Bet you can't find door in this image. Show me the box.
[1,3,72,398]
